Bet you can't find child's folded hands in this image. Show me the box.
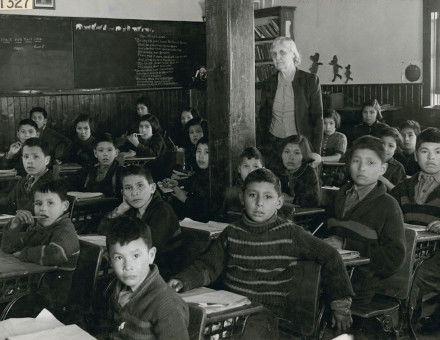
[168,279,184,292]
[427,220,440,234]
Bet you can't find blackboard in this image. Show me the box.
[0,15,74,90]
[74,18,205,89]
[0,15,205,91]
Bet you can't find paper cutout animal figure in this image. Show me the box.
[329,55,342,82]
[309,53,323,74]
[344,64,353,83]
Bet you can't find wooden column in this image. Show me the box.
[206,0,255,197]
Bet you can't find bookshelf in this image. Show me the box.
[254,6,296,84]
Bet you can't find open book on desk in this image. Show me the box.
[180,218,229,236]
[337,249,360,260]
[180,287,251,314]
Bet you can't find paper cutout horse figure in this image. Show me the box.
[309,53,323,74]
[344,64,353,83]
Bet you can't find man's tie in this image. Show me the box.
[24,175,35,192]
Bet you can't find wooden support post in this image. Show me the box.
[205,0,255,198]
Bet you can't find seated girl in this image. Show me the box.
[167,137,218,222]
[119,114,166,159]
[273,135,321,207]
[63,114,96,167]
[350,99,388,143]
[180,117,208,173]
[170,107,199,148]
[322,110,347,162]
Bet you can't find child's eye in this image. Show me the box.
[113,255,122,261]
[248,193,256,198]
[368,161,375,165]
[264,195,273,199]
[134,253,140,259]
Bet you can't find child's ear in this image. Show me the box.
[239,191,244,205]
[93,149,98,158]
[276,193,284,210]
[44,155,51,167]
[115,148,119,156]
[380,162,388,176]
[150,182,156,193]
[62,199,70,212]
[148,246,157,264]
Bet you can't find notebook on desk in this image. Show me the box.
[67,191,104,200]
[180,218,228,236]
[181,287,251,314]
[337,249,360,260]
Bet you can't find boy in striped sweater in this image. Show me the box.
[391,127,440,330]
[169,168,354,338]
[1,180,79,308]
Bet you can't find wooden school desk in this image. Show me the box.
[0,250,57,318]
[122,156,155,166]
[404,223,440,262]
[53,163,82,179]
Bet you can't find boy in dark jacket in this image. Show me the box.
[391,127,440,329]
[105,216,189,340]
[326,135,405,306]
[0,138,54,214]
[107,165,182,279]
[1,180,79,308]
[169,168,354,338]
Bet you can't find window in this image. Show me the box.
[430,11,440,106]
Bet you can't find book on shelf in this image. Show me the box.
[180,287,251,314]
[254,19,280,40]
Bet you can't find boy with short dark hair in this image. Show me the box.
[0,137,54,213]
[104,216,189,340]
[1,180,79,307]
[391,127,440,329]
[326,135,405,305]
[107,165,183,279]
[0,119,39,176]
[395,120,421,176]
[30,107,71,162]
[169,168,354,337]
[74,132,121,197]
[222,146,264,217]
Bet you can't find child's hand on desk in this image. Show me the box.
[172,187,187,202]
[427,220,440,234]
[323,236,343,249]
[7,141,22,158]
[109,198,131,218]
[162,178,178,188]
[308,152,322,168]
[127,133,140,147]
[168,279,184,292]
[11,210,34,228]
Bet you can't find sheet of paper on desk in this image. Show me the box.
[67,191,103,200]
[337,249,360,260]
[78,234,107,247]
[181,289,251,314]
[0,309,63,340]
[0,169,17,175]
[8,324,96,340]
[0,214,14,220]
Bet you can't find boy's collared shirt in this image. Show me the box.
[24,168,49,192]
[415,171,440,205]
[343,182,377,216]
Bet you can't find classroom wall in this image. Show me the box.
[274,0,423,85]
[6,0,204,21]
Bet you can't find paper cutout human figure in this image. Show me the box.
[344,64,353,83]
[309,53,323,74]
[329,55,342,82]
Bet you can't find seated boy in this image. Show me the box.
[1,180,79,308]
[30,107,71,163]
[326,135,405,306]
[73,132,121,197]
[0,119,39,177]
[391,127,440,329]
[106,165,183,279]
[0,138,54,214]
[395,120,421,176]
[104,216,189,340]
[169,168,354,338]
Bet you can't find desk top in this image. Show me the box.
[0,250,57,279]
[293,207,325,217]
[71,196,120,207]
[180,218,229,237]
[405,224,440,242]
[78,235,106,248]
[343,256,370,267]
